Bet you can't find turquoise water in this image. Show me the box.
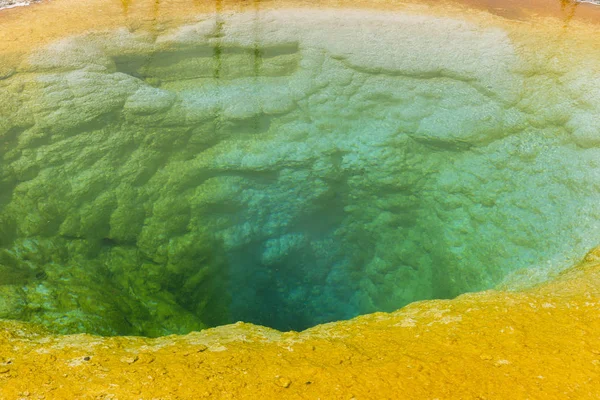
[1,10,600,335]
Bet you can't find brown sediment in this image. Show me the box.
[1,248,600,398]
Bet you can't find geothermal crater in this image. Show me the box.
[1,8,600,336]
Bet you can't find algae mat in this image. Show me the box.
[1,248,600,399]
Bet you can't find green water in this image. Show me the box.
[1,10,599,335]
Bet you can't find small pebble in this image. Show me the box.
[275,376,291,388]
[120,355,139,364]
[197,344,208,352]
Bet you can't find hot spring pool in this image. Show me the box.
[1,2,600,336]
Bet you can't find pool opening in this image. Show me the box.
[1,9,600,336]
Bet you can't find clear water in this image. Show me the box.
[1,9,600,336]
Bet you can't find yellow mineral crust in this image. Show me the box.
[1,248,600,399]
